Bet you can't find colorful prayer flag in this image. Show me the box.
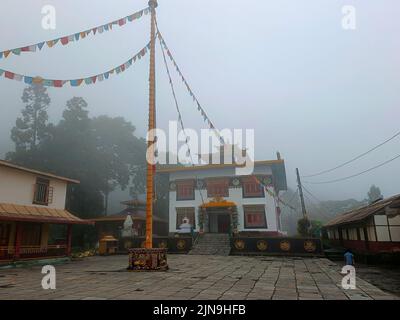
[5,71,15,79]
[33,77,43,84]
[24,76,33,84]
[61,37,69,45]
[53,80,63,87]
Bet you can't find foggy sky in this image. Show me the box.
[0,0,399,201]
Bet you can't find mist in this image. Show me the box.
[1,0,399,203]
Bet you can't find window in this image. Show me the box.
[21,224,42,246]
[376,226,391,241]
[206,178,229,198]
[242,177,264,198]
[176,207,196,229]
[33,178,51,205]
[176,180,195,201]
[243,205,267,229]
[359,228,365,240]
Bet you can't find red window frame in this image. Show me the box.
[244,205,267,229]
[242,177,264,198]
[206,178,229,198]
[176,180,195,201]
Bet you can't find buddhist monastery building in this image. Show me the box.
[0,159,90,264]
[158,149,288,237]
[324,194,400,256]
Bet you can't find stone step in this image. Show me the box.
[189,233,231,256]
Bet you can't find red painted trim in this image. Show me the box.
[66,225,72,256]
[330,239,400,254]
[14,223,22,259]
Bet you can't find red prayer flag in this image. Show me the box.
[61,37,69,45]
[91,76,97,84]
[5,71,14,79]
[53,80,63,87]
[21,46,30,52]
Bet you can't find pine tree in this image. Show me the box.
[10,83,51,151]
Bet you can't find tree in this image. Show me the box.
[309,220,323,238]
[297,218,321,238]
[40,97,105,220]
[11,83,51,151]
[91,115,147,214]
[367,185,382,204]
[7,84,51,166]
[297,217,311,237]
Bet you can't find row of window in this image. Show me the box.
[175,178,265,201]
[327,225,400,242]
[176,205,267,229]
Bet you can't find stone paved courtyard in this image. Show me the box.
[0,255,398,300]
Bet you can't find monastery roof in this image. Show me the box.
[0,159,80,184]
[157,159,284,173]
[0,203,91,224]
[324,194,400,228]
[120,199,146,207]
[157,159,287,192]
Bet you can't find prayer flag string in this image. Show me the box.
[156,31,225,145]
[0,7,149,60]
[0,41,151,87]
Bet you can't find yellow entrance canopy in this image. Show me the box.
[200,199,236,209]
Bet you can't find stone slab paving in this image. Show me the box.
[0,255,398,300]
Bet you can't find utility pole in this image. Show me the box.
[296,168,308,220]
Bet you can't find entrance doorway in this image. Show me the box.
[217,214,230,233]
[207,208,231,233]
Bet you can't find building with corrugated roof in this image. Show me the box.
[324,194,400,256]
[0,159,91,264]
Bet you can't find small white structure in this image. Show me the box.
[177,217,193,234]
[122,215,134,237]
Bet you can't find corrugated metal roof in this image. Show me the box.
[324,194,400,228]
[0,203,91,224]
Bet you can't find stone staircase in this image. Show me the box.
[189,233,231,256]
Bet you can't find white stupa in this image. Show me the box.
[177,217,192,233]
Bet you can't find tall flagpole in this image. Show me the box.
[145,0,158,249]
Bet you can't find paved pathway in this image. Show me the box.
[0,255,397,300]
